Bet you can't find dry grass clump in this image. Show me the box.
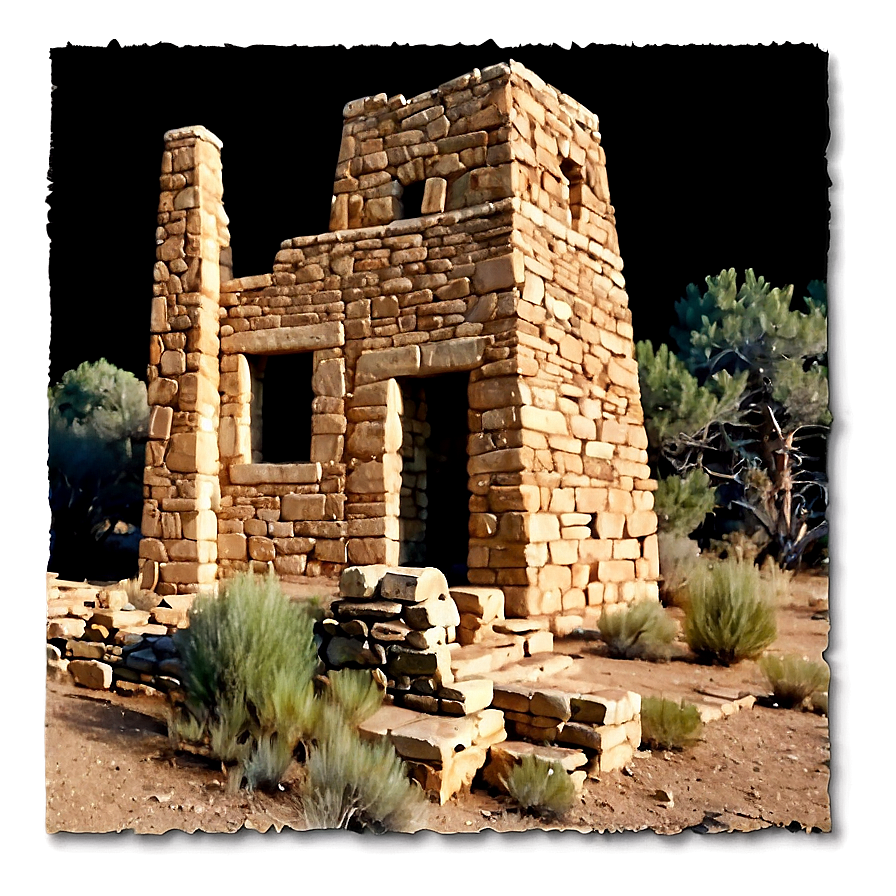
[759,653,830,709]
[325,668,385,727]
[598,598,678,661]
[640,697,704,751]
[683,558,777,665]
[168,572,320,791]
[301,704,427,833]
[500,753,577,819]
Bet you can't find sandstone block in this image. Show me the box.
[403,593,460,629]
[281,494,332,521]
[347,537,398,565]
[421,177,448,214]
[69,659,113,690]
[90,609,151,629]
[47,618,87,640]
[449,586,504,622]
[221,322,344,354]
[355,345,421,385]
[597,559,634,583]
[230,463,321,485]
[217,533,247,560]
[339,564,389,598]
[332,598,403,620]
[166,431,218,474]
[380,567,450,604]
[568,688,640,726]
[388,714,477,764]
[595,512,625,539]
[626,510,658,538]
[438,678,494,714]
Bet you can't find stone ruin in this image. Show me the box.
[139,59,660,629]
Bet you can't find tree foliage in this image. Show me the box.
[48,359,149,579]
[637,269,829,567]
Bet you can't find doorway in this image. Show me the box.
[397,372,470,583]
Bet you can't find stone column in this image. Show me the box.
[140,126,228,595]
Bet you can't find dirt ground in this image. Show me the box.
[44,573,830,836]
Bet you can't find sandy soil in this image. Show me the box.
[44,573,830,835]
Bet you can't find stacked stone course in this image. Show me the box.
[140,61,659,630]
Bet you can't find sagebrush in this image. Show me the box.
[170,572,320,791]
[598,598,677,660]
[759,653,829,709]
[683,558,777,665]
[640,697,703,751]
[325,668,385,727]
[302,704,426,833]
[500,753,576,819]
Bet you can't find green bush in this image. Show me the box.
[759,653,830,709]
[640,697,704,751]
[48,359,149,580]
[657,532,704,606]
[654,469,717,537]
[598,598,678,661]
[500,753,576,819]
[302,704,427,833]
[325,669,385,727]
[171,572,320,791]
[683,559,777,665]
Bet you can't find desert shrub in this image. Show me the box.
[640,697,704,751]
[171,572,320,790]
[759,556,794,606]
[325,669,385,727]
[302,704,427,832]
[683,558,777,665]
[500,753,576,819]
[48,359,148,580]
[759,653,830,709]
[654,469,717,537]
[657,532,704,606]
[598,598,678,660]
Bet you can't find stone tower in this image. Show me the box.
[139,61,660,623]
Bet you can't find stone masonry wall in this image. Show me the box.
[141,62,659,623]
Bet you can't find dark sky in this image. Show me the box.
[47,42,829,385]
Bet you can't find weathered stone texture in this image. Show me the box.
[142,62,657,617]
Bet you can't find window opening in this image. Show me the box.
[400,180,426,219]
[560,157,585,226]
[247,352,314,463]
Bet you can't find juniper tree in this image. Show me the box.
[637,269,829,567]
[48,359,149,578]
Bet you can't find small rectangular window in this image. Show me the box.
[247,352,314,463]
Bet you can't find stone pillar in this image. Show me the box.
[140,126,228,595]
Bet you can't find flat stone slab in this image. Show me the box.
[357,704,428,741]
[486,653,574,685]
[388,714,478,763]
[90,609,151,629]
[493,617,550,635]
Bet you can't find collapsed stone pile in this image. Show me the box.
[46,574,186,696]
